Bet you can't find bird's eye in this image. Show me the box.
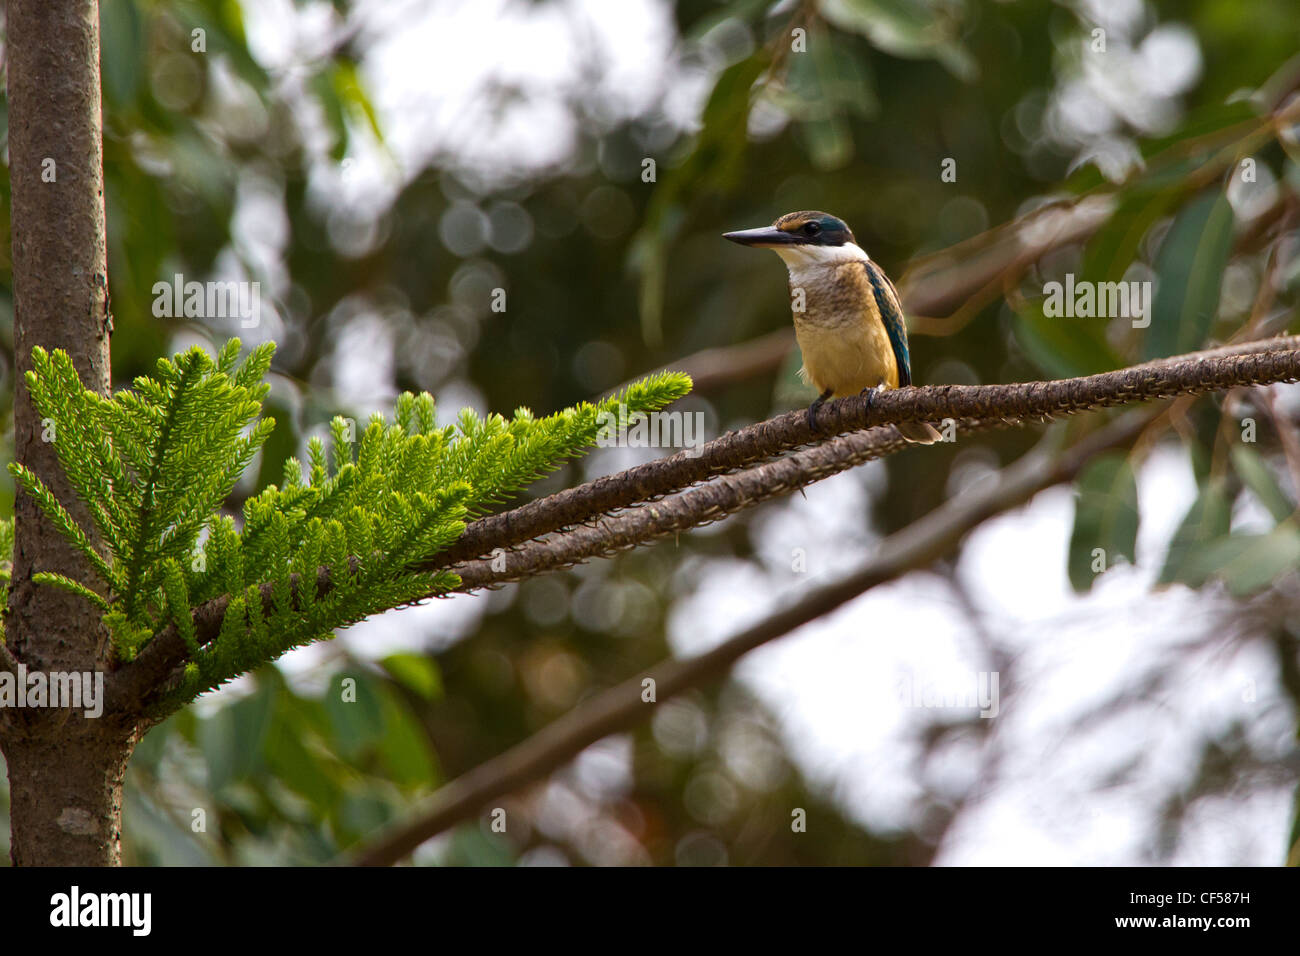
[803,222,821,236]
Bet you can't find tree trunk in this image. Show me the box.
[1,0,127,865]
[4,727,136,866]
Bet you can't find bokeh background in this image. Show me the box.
[3,0,1300,864]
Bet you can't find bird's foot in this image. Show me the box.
[857,384,883,411]
[807,399,824,431]
[807,388,834,432]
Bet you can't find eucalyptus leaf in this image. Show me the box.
[1144,190,1236,360]
[1069,452,1140,592]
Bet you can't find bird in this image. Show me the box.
[723,210,941,444]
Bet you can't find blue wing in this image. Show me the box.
[861,260,912,387]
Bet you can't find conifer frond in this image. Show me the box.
[12,338,691,710]
[32,572,110,611]
[10,463,118,588]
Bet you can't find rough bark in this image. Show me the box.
[1,0,126,865]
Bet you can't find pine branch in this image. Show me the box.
[90,364,688,718]
[120,352,200,621]
[347,410,1155,865]
[106,336,1300,721]
[32,572,110,611]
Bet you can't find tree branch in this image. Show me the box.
[348,410,1154,865]
[106,336,1300,721]
[444,337,1300,591]
[447,422,913,591]
[429,335,1300,572]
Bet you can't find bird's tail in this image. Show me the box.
[895,421,943,444]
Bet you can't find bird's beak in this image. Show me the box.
[723,226,797,247]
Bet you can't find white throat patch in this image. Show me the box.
[772,241,870,270]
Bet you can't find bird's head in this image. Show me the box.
[723,211,864,266]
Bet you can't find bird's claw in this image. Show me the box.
[807,400,823,431]
[807,389,833,432]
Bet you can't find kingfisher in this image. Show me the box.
[724,211,940,443]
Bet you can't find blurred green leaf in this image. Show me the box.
[819,0,977,81]
[1082,185,1179,284]
[333,61,385,145]
[1177,525,1300,597]
[783,27,878,170]
[325,671,388,760]
[1159,478,1232,586]
[1231,446,1294,523]
[312,69,351,161]
[682,0,772,43]
[1069,452,1139,592]
[198,704,239,792]
[1144,190,1236,360]
[449,824,517,866]
[263,718,342,811]
[100,0,144,107]
[1012,303,1123,379]
[338,789,392,840]
[199,680,272,790]
[378,695,439,788]
[800,115,855,171]
[173,0,268,94]
[380,652,443,701]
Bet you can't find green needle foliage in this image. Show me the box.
[6,339,690,708]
